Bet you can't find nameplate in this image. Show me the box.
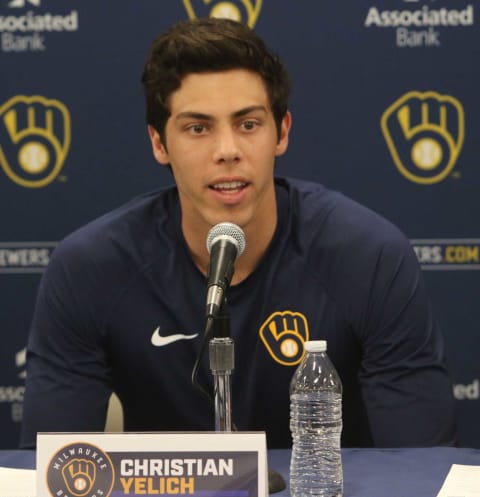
[36,432,268,497]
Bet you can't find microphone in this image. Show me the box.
[206,222,246,318]
[205,225,286,494]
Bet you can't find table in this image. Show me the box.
[269,447,480,496]
[1,447,480,496]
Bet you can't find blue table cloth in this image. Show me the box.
[2,447,480,496]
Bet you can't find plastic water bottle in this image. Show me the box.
[289,340,343,497]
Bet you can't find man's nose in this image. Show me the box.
[212,126,241,165]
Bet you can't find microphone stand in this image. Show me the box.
[208,299,234,432]
[207,300,286,494]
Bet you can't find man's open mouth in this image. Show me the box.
[210,181,248,192]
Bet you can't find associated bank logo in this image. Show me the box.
[0,241,56,272]
[0,0,78,52]
[454,379,479,400]
[364,1,475,47]
[47,443,115,497]
[412,239,480,270]
[183,0,262,27]
[381,91,464,184]
[8,0,40,7]
[16,347,26,379]
[259,310,309,366]
[0,348,27,423]
[0,95,71,188]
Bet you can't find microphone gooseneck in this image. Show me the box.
[205,222,246,318]
[201,223,285,492]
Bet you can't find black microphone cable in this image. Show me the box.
[191,314,215,405]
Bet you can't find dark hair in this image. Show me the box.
[141,17,291,144]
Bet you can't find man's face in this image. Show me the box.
[149,69,291,237]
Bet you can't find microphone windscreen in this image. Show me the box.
[206,222,246,256]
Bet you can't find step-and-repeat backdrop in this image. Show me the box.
[1,0,478,448]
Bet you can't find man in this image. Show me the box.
[20,18,456,449]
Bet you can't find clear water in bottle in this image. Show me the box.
[290,340,343,497]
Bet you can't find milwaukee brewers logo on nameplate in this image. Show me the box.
[46,442,115,497]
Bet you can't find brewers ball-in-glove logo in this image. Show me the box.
[381,91,464,184]
[259,311,309,366]
[0,95,71,188]
[47,442,114,497]
[183,0,262,27]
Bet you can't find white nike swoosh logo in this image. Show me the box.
[151,327,199,347]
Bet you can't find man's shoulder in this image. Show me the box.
[280,177,420,309]
[52,186,178,270]
[282,177,406,247]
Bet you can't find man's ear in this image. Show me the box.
[275,110,292,157]
[148,125,169,165]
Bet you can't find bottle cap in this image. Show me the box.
[304,340,327,352]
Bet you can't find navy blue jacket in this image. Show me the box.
[20,178,457,448]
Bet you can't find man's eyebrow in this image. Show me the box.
[175,111,213,121]
[232,105,268,118]
[175,105,268,122]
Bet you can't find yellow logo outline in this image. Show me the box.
[259,310,309,366]
[61,458,96,497]
[0,94,71,188]
[46,442,115,497]
[381,90,464,185]
[182,0,263,27]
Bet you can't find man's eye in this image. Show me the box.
[188,124,207,134]
[241,120,258,131]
